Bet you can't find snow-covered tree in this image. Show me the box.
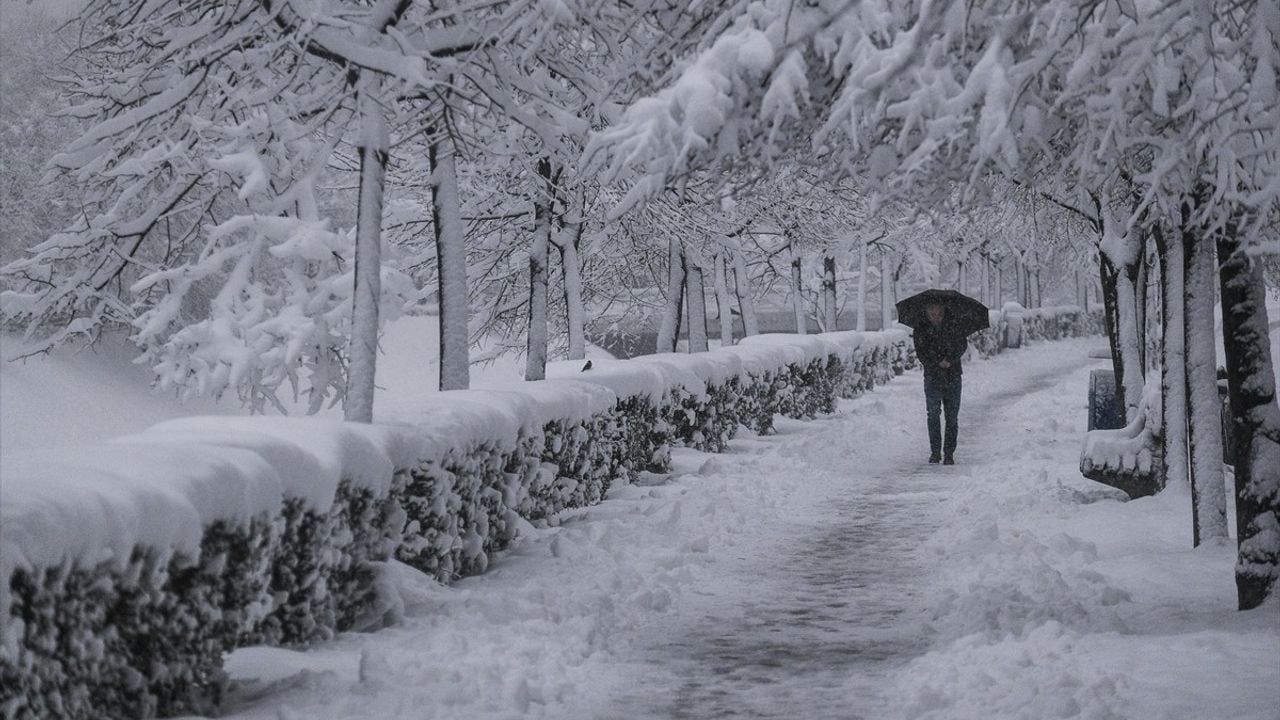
[590,0,1280,608]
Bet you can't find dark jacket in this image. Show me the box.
[913,322,968,381]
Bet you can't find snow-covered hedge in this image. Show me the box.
[1,315,1098,718]
[1,310,1105,718]
[0,329,914,719]
[971,304,1104,357]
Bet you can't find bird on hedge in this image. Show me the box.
[581,360,592,372]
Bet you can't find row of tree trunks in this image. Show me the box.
[1098,192,1277,610]
[656,241,766,352]
[525,162,594,378]
[781,244,907,334]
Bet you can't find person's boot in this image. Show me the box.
[943,454,955,465]
[929,452,941,464]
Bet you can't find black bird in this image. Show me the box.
[581,360,593,372]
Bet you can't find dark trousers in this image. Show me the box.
[924,373,962,456]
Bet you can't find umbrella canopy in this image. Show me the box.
[896,288,990,336]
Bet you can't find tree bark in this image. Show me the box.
[1099,255,1124,407]
[430,130,469,391]
[732,247,759,337]
[525,158,552,381]
[345,83,387,423]
[1015,256,1025,306]
[656,236,685,353]
[822,254,838,331]
[979,255,989,305]
[880,250,893,330]
[713,252,734,346]
[995,260,1003,307]
[558,212,586,361]
[1182,216,1227,545]
[1136,237,1151,370]
[791,246,806,335]
[686,255,709,352]
[1217,229,1280,610]
[1115,256,1145,422]
[856,243,868,331]
[1153,224,1185,495]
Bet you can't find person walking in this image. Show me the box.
[912,302,968,464]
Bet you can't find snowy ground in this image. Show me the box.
[165,338,1278,720]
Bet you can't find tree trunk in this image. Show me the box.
[1115,257,1145,422]
[791,247,806,335]
[713,252,734,346]
[995,260,1003,307]
[656,236,685,353]
[958,258,967,295]
[855,241,868,331]
[1217,229,1280,610]
[1154,224,1185,495]
[880,251,893,329]
[1135,238,1150,370]
[979,256,989,306]
[558,213,586,361]
[525,158,552,381]
[345,84,387,423]
[732,247,759,337]
[1099,255,1123,398]
[1015,257,1026,306]
[1182,217,1227,545]
[686,255,709,353]
[431,131,469,391]
[822,254,837,331]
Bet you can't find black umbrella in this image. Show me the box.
[896,288,990,336]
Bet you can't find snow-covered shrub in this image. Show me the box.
[248,479,405,646]
[2,516,276,719]
[396,445,513,582]
[615,394,672,472]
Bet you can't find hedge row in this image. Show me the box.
[971,303,1105,357]
[0,329,913,719]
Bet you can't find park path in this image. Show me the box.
[209,340,1101,720]
[588,342,1093,720]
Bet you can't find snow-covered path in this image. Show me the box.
[593,345,1090,719]
[202,339,1279,720]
